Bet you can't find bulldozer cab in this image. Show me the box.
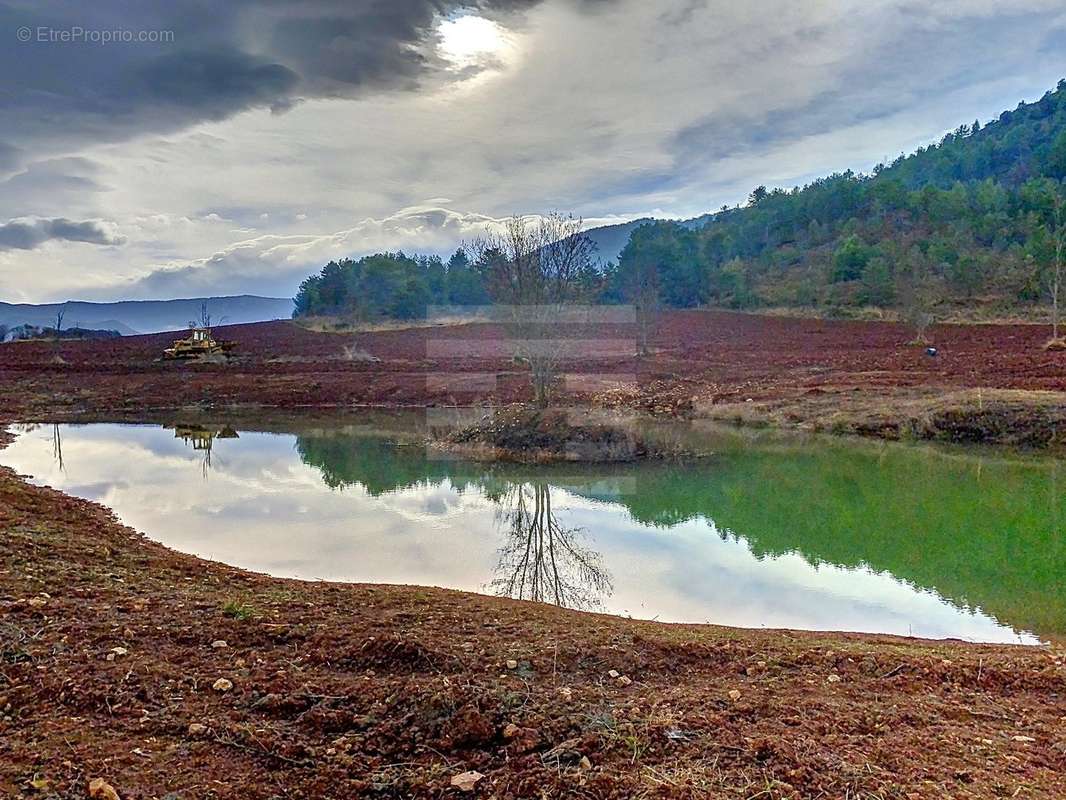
[162,326,235,360]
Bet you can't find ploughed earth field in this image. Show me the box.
[1,312,1065,798]
[0,311,1064,420]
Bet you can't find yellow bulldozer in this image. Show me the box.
[162,327,236,361]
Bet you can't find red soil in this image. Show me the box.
[0,311,1063,418]
[1,456,1063,799]
[2,313,1065,797]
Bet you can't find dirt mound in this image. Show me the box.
[441,406,651,462]
[902,391,1066,447]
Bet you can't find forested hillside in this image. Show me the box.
[606,79,1066,315]
[295,79,1066,321]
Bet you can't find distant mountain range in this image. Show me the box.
[0,295,294,335]
[584,214,714,265]
[583,218,653,265]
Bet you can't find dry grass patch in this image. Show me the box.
[698,388,1066,448]
[295,314,490,334]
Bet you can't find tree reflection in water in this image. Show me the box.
[490,482,612,610]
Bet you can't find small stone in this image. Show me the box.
[449,770,485,792]
[27,597,47,608]
[106,646,128,662]
[616,675,632,687]
[827,674,842,683]
[728,689,742,702]
[503,722,521,739]
[211,640,228,649]
[607,669,620,679]
[505,659,518,670]
[1012,735,1036,743]
[88,777,120,800]
[212,678,233,692]
[578,755,593,770]
[187,723,208,736]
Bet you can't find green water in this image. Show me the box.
[294,421,1065,639]
[3,419,1062,642]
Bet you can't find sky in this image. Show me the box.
[1,0,1065,303]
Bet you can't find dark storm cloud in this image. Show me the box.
[0,0,565,159]
[0,217,123,250]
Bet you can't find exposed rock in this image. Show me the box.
[211,640,228,649]
[449,771,485,792]
[212,678,233,692]
[188,723,208,736]
[88,777,120,800]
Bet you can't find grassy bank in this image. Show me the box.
[700,389,1066,449]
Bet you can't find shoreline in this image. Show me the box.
[1,310,1064,452]
[2,416,1065,797]
[2,313,1065,796]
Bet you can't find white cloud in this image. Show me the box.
[81,205,638,300]
[3,0,1065,301]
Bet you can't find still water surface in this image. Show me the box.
[3,419,1062,644]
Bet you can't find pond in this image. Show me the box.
[3,416,1062,644]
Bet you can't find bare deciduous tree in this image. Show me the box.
[623,254,661,356]
[899,251,936,345]
[490,481,612,610]
[1046,189,1064,343]
[468,213,597,406]
[52,423,64,473]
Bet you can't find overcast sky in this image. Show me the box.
[1,0,1065,303]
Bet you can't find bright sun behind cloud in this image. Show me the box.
[437,15,512,69]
